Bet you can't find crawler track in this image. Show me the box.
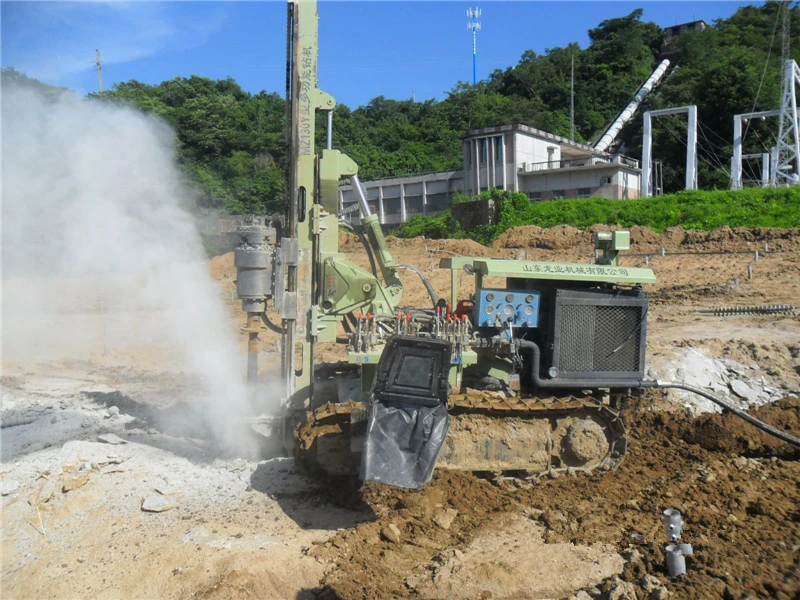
[294,392,627,482]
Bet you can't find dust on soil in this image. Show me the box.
[2,225,799,600]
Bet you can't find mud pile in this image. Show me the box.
[310,396,800,600]
[493,225,800,255]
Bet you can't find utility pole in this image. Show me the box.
[95,49,103,93]
[570,51,575,142]
[466,7,481,85]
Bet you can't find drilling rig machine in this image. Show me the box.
[235,0,658,489]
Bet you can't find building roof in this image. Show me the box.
[463,123,603,158]
[664,20,708,36]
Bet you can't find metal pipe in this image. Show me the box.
[642,112,652,197]
[662,509,684,542]
[594,59,670,153]
[351,174,371,218]
[514,339,800,448]
[326,110,332,150]
[518,340,644,389]
[246,312,261,405]
[665,545,688,577]
[516,340,800,449]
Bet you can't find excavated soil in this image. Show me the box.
[3,225,799,600]
[306,396,800,600]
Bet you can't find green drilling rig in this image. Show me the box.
[234,0,658,488]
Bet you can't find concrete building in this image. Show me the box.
[339,123,641,225]
[663,20,708,42]
[661,20,708,62]
[339,170,465,225]
[463,124,641,201]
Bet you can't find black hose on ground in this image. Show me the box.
[519,339,800,448]
[641,380,800,448]
[396,263,439,307]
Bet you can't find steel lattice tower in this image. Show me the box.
[773,2,800,186]
[773,59,800,185]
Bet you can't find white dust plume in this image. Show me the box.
[2,80,259,457]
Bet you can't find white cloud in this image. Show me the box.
[2,2,228,84]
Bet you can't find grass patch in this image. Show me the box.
[394,187,800,245]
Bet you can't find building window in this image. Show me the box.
[426,192,449,213]
[480,139,488,163]
[600,176,611,185]
[496,137,504,161]
[528,191,542,202]
[577,187,592,198]
[383,197,401,215]
[552,189,566,199]
[405,196,424,216]
[368,200,379,214]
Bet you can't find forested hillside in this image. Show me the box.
[5,2,798,214]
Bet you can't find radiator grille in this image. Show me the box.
[553,289,647,379]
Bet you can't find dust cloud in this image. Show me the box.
[1,80,260,457]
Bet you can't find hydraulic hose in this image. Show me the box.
[519,339,800,448]
[260,312,284,334]
[519,339,644,389]
[339,220,378,278]
[641,380,800,448]
[396,264,439,306]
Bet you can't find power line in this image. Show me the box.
[661,115,731,178]
[742,3,781,143]
[696,123,732,174]
[697,120,732,150]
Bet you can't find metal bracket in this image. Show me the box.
[275,238,299,320]
[311,204,328,235]
[316,90,336,111]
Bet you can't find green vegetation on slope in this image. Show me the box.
[394,187,800,246]
[4,3,799,216]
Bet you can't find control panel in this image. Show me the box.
[473,288,540,327]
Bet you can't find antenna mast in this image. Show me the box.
[95,49,103,93]
[467,7,481,85]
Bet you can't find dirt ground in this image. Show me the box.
[2,225,799,599]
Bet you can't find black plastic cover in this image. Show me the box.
[360,336,452,489]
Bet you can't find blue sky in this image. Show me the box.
[2,1,759,108]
